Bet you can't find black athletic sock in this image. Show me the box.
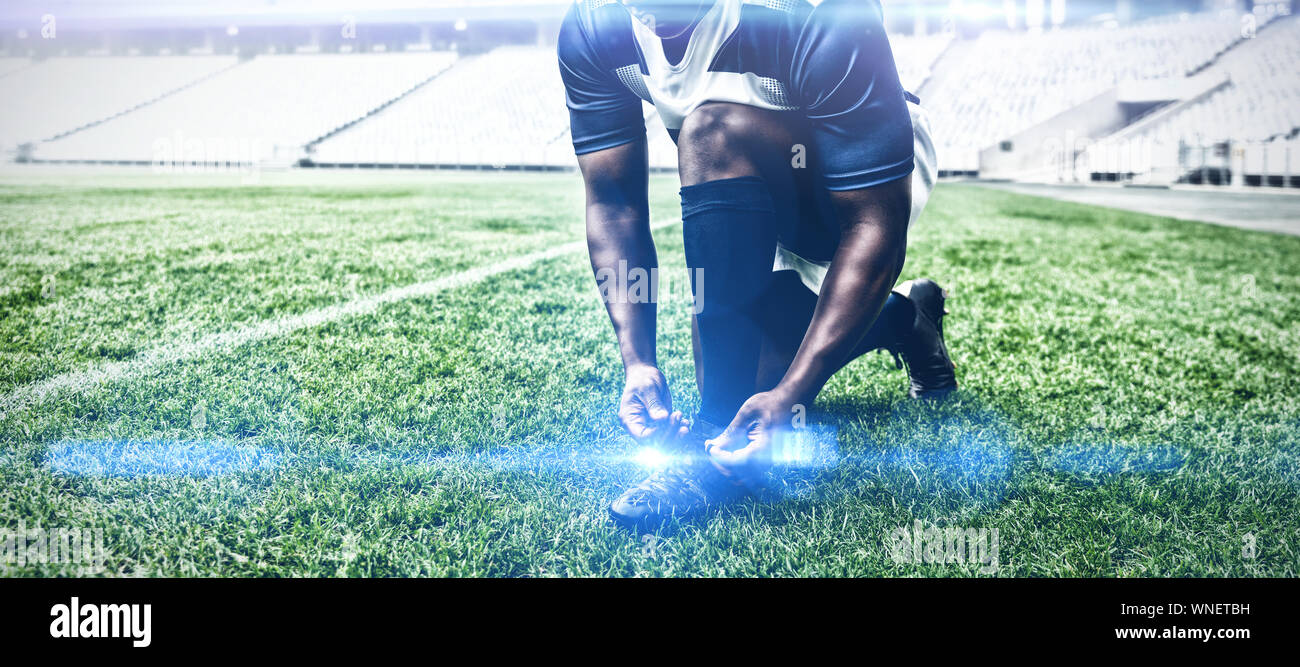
[757,271,915,392]
[850,290,914,357]
[682,176,778,427]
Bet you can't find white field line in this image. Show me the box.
[0,218,681,421]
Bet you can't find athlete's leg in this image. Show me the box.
[754,273,914,392]
[678,103,799,428]
[753,100,945,394]
[679,102,916,422]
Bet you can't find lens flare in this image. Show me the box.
[633,447,670,469]
[44,440,278,478]
[1045,442,1186,479]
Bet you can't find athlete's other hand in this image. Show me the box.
[705,390,795,481]
[619,365,688,445]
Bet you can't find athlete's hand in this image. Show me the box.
[618,365,689,445]
[705,390,796,481]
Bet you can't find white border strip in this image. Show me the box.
[0,219,680,421]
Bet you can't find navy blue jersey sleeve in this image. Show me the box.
[789,0,914,191]
[557,4,646,156]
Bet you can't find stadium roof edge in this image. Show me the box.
[0,1,574,30]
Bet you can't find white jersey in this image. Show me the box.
[621,0,801,132]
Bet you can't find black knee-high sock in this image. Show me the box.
[682,176,778,427]
[757,271,915,392]
[850,291,914,357]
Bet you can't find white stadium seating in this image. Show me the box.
[5,9,1296,187]
[0,56,236,153]
[309,46,567,167]
[891,32,954,93]
[1174,15,1300,146]
[34,52,458,163]
[1085,14,1300,177]
[0,58,31,77]
[923,12,1258,172]
[310,33,953,170]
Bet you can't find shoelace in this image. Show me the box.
[636,465,707,502]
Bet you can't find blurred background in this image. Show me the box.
[0,0,1296,187]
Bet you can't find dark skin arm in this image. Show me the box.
[707,175,912,477]
[578,138,688,444]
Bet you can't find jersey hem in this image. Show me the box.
[820,155,915,191]
[572,132,643,156]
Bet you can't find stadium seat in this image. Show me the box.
[924,12,1261,172]
[0,56,237,153]
[310,46,565,167]
[1084,15,1300,182]
[33,52,457,164]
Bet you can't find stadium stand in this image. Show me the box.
[0,56,237,154]
[6,6,1295,188]
[311,33,953,170]
[923,12,1260,172]
[0,58,31,78]
[643,108,680,170]
[34,52,458,164]
[1084,15,1300,183]
[1173,14,1295,147]
[892,32,954,93]
[309,46,565,167]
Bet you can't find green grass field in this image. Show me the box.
[2,169,1298,577]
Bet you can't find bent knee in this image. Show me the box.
[677,103,796,186]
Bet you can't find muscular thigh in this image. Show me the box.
[677,102,835,258]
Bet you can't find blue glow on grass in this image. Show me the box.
[867,436,1013,483]
[770,425,842,469]
[841,429,1016,509]
[45,440,278,478]
[761,424,845,499]
[1045,442,1186,480]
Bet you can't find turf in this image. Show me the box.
[1,170,1297,577]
